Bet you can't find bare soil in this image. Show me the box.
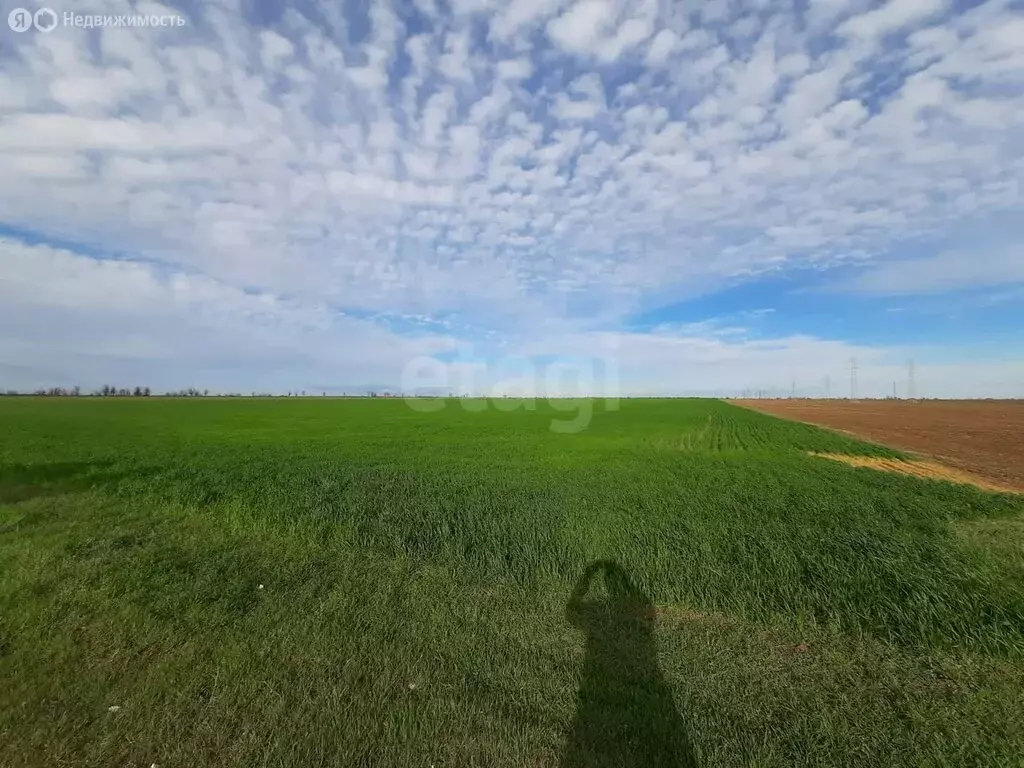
[733,400,1024,492]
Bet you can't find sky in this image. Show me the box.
[0,0,1022,397]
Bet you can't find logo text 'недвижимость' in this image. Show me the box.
[8,8,187,33]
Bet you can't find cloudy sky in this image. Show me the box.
[1,0,1022,397]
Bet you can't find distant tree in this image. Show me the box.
[143,386,151,397]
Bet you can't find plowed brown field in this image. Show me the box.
[732,399,1024,492]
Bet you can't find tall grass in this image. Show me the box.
[1,397,1022,766]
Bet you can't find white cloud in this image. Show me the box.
[0,0,1021,394]
[260,30,294,68]
[551,97,602,121]
[496,58,533,80]
[545,0,656,62]
[547,0,616,54]
[549,72,606,120]
[491,0,567,41]
[840,0,950,41]
[0,237,455,392]
[646,29,680,66]
[597,16,655,63]
[438,30,474,81]
[845,246,1024,294]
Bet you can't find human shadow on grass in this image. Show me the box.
[563,561,697,768]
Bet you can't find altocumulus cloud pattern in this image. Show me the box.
[0,0,1022,396]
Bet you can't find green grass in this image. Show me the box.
[1,397,1022,767]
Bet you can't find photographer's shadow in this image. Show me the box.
[563,561,697,768]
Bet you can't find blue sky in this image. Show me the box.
[0,0,1022,397]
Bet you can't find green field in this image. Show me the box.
[1,397,1023,767]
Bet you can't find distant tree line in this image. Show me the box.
[97,385,152,397]
[164,388,208,397]
[0,388,438,398]
[1,385,158,397]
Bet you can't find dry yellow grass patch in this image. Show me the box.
[809,453,1020,494]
